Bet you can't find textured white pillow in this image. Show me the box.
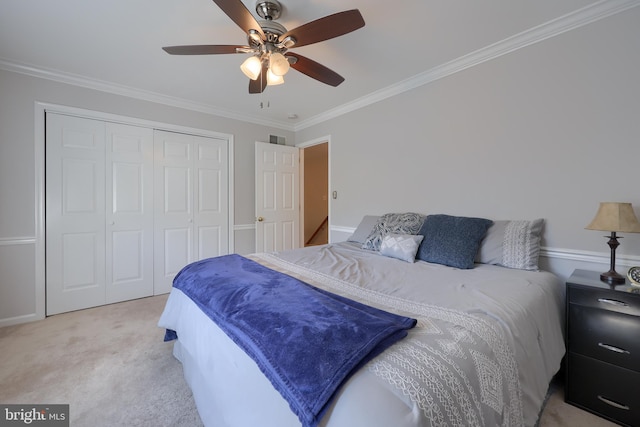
[379,234,424,263]
[476,219,544,270]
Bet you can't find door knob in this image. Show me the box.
[257,216,264,222]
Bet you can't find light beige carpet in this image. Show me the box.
[0,295,617,427]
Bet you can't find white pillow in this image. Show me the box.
[476,219,544,270]
[379,234,424,263]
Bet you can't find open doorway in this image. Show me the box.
[302,142,328,247]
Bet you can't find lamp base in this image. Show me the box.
[600,270,626,285]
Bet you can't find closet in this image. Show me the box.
[45,112,229,315]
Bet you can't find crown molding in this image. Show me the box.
[0,58,295,131]
[294,0,640,131]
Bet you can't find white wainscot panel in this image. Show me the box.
[0,243,37,325]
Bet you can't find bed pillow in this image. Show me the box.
[362,212,426,251]
[476,219,544,271]
[416,214,493,269]
[379,234,424,263]
[347,215,380,245]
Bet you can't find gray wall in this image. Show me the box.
[297,7,640,278]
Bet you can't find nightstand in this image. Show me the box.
[565,269,640,426]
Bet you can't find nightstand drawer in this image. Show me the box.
[567,352,640,427]
[568,286,640,317]
[569,304,640,372]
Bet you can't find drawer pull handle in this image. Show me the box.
[597,395,630,411]
[597,298,629,307]
[598,342,630,354]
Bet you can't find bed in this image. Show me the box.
[158,213,566,427]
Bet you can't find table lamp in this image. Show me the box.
[585,202,640,284]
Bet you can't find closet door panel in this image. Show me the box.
[194,138,229,260]
[46,114,106,315]
[105,123,154,303]
[153,131,229,295]
[46,112,230,313]
[154,131,194,294]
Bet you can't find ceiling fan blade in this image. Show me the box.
[248,65,268,94]
[280,9,364,48]
[286,53,345,87]
[162,45,248,55]
[212,0,265,40]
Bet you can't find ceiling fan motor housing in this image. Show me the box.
[256,0,282,21]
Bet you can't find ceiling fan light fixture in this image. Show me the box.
[266,68,284,86]
[240,56,262,80]
[269,52,290,76]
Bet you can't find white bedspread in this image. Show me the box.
[158,242,565,427]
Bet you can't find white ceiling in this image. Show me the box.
[1,0,636,130]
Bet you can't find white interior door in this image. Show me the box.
[105,122,154,304]
[255,141,299,252]
[154,130,229,294]
[46,113,106,315]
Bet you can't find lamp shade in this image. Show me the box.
[269,52,290,76]
[266,68,284,86]
[240,56,262,80]
[585,202,640,233]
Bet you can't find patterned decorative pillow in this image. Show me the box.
[416,214,493,269]
[476,219,544,271]
[379,234,424,263]
[362,212,426,251]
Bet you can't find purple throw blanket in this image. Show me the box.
[164,254,416,427]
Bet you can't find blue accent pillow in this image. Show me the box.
[416,214,493,269]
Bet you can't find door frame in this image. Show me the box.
[34,102,234,319]
[296,135,331,247]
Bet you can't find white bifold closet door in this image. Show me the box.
[46,114,229,315]
[153,130,229,294]
[46,113,154,315]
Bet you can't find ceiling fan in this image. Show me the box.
[162,0,365,94]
